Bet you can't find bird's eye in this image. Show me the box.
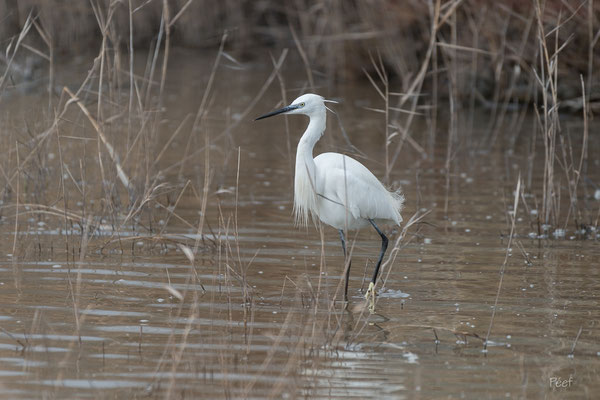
[300,102,305,107]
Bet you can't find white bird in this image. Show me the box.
[256,93,404,303]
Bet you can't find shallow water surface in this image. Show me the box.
[0,50,599,399]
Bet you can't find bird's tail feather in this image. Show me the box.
[390,188,405,224]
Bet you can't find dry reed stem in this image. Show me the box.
[153,113,192,166]
[192,127,212,255]
[388,0,440,173]
[156,180,191,236]
[364,50,391,184]
[587,0,595,110]
[289,22,315,91]
[564,76,589,228]
[29,18,54,110]
[64,87,131,189]
[569,325,584,357]
[0,12,33,95]
[165,296,198,398]
[127,0,134,148]
[271,53,294,185]
[159,0,171,106]
[11,142,19,258]
[484,174,521,351]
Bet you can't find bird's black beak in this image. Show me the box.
[255,104,298,121]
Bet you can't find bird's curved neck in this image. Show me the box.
[294,109,326,226]
[297,109,326,153]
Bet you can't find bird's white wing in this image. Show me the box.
[314,153,403,225]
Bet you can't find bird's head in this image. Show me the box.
[255,93,337,121]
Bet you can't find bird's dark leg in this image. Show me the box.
[366,219,388,301]
[339,229,352,302]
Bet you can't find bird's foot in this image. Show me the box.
[365,282,376,313]
[364,282,374,299]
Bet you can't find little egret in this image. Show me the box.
[256,94,404,303]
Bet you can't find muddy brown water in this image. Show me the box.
[1,49,599,399]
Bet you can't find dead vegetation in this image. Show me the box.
[0,0,598,398]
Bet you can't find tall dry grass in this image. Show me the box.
[0,0,596,315]
[0,0,598,397]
